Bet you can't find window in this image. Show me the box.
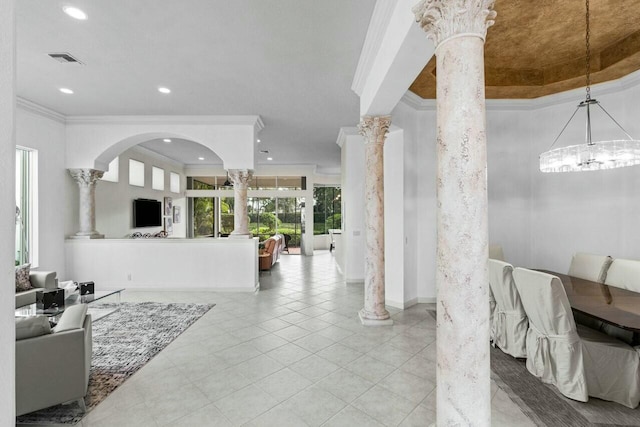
[170,172,180,193]
[313,186,341,235]
[16,147,37,266]
[101,157,119,183]
[152,166,165,191]
[129,159,144,187]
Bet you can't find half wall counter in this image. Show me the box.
[65,238,259,292]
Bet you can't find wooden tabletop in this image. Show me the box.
[538,270,640,333]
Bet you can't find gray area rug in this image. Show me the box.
[427,309,640,426]
[16,302,213,425]
[490,345,640,426]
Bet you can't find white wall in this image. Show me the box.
[94,146,186,238]
[16,106,67,276]
[339,129,366,282]
[1,3,16,420]
[65,117,261,171]
[392,102,421,304]
[66,238,259,291]
[391,102,438,303]
[384,128,405,307]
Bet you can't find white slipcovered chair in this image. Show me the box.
[488,259,527,358]
[568,253,613,332]
[604,258,640,292]
[488,244,505,262]
[600,258,640,344]
[513,268,640,408]
[568,252,613,283]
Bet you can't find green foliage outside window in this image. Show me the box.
[313,187,341,235]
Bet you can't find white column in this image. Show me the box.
[229,169,252,238]
[358,116,393,326]
[414,1,496,426]
[68,168,104,239]
[0,0,16,422]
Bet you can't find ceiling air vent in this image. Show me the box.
[48,52,83,64]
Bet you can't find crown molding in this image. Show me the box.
[399,68,640,112]
[351,0,397,96]
[13,99,266,130]
[16,97,66,123]
[400,91,436,111]
[336,127,360,148]
[130,145,186,169]
[254,115,265,133]
[65,115,264,127]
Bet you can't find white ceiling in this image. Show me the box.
[16,0,375,169]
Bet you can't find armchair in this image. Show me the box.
[16,304,92,416]
[15,270,58,309]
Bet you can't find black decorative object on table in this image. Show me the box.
[79,281,95,295]
[36,288,65,311]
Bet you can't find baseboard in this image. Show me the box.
[345,279,364,285]
[418,297,436,304]
[386,299,404,310]
[386,297,419,310]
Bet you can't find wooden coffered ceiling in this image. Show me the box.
[409,0,640,99]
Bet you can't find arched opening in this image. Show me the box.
[94,132,224,171]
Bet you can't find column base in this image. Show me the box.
[229,233,251,239]
[69,233,105,240]
[358,309,393,326]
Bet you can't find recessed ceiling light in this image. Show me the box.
[198,157,205,161]
[257,139,261,143]
[163,139,172,143]
[267,157,273,161]
[158,87,171,94]
[63,6,87,20]
[59,88,74,94]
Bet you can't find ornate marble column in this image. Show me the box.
[68,168,104,239]
[228,169,252,238]
[358,116,393,326]
[414,1,496,426]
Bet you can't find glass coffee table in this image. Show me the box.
[15,289,125,322]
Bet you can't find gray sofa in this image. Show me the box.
[16,304,92,416]
[15,270,58,308]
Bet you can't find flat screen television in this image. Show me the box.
[133,199,162,228]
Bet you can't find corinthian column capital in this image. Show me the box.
[68,168,104,186]
[228,169,253,188]
[412,0,497,47]
[358,116,391,145]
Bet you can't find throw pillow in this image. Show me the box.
[16,315,52,340]
[15,263,33,292]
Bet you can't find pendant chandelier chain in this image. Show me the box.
[585,0,591,100]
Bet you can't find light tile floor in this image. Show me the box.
[57,251,534,426]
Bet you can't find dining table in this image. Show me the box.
[537,270,640,345]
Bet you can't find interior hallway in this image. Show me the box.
[30,251,533,426]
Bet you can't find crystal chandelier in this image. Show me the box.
[539,0,640,173]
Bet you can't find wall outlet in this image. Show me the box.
[353,230,361,236]
[127,273,132,281]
